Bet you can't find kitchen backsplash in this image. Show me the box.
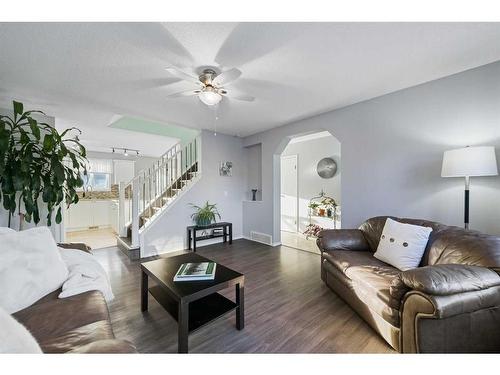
[77,184,119,200]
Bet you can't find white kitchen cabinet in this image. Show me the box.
[67,201,93,230]
[93,200,111,227]
[66,200,115,231]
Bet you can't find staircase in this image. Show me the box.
[117,135,201,259]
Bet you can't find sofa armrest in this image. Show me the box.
[400,285,500,352]
[57,242,92,254]
[400,264,500,296]
[67,339,137,354]
[316,229,370,252]
[400,265,500,352]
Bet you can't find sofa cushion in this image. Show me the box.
[67,339,137,353]
[38,320,115,353]
[322,250,383,273]
[0,306,42,353]
[399,264,500,296]
[425,228,500,272]
[322,250,405,326]
[13,290,113,353]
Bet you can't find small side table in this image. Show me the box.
[186,222,232,252]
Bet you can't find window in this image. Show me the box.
[86,172,111,191]
[81,159,113,191]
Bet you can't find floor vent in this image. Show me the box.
[250,231,273,246]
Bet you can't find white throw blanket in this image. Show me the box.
[58,248,114,302]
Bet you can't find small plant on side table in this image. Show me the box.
[190,201,221,226]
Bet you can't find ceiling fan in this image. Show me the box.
[165,67,255,106]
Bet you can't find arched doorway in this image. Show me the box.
[274,130,341,254]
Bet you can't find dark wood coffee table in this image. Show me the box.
[140,253,245,353]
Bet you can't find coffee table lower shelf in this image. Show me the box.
[149,285,238,333]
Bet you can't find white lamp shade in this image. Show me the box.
[441,146,498,177]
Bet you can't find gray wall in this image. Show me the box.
[282,135,341,232]
[244,143,262,201]
[243,61,500,243]
[140,130,245,256]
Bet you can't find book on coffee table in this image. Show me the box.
[173,262,217,281]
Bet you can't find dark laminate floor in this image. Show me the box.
[94,239,394,353]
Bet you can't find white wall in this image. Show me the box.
[243,61,500,243]
[85,150,157,181]
[140,130,245,257]
[281,135,341,232]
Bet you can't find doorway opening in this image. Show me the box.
[63,158,134,250]
[279,131,341,254]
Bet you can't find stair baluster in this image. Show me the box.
[119,135,201,249]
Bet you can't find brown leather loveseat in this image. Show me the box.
[317,216,500,353]
[12,243,136,353]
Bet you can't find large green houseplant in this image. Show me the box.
[0,100,88,228]
[190,201,221,226]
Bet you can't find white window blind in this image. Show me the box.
[87,158,113,174]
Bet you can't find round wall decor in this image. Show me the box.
[317,157,337,179]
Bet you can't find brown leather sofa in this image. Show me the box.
[317,216,500,353]
[12,243,136,353]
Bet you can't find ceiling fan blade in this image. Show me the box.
[221,91,255,102]
[213,68,242,87]
[166,90,200,99]
[165,67,201,85]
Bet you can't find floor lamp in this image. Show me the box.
[441,146,498,229]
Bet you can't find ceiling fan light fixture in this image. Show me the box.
[198,87,222,106]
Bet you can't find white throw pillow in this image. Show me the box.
[374,218,433,271]
[0,227,16,235]
[0,227,69,313]
[0,307,42,353]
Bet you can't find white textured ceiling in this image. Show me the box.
[2,22,500,140]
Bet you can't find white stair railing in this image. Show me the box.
[119,135,201,247]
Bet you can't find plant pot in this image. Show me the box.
[196,218,212,227]
[319,208,326,217]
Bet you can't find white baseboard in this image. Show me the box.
[242,235,277,247]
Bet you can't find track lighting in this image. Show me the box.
[110,147,140,157]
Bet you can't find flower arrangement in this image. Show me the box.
[321,197,337,208]
[303,223,323,239]
[308,202,320,215]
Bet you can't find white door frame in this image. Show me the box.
[280,154,299,233]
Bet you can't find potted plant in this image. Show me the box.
[190,201,221,226]
[308,202,320,216]
[0,101,87,228]
[321,197,337,218]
